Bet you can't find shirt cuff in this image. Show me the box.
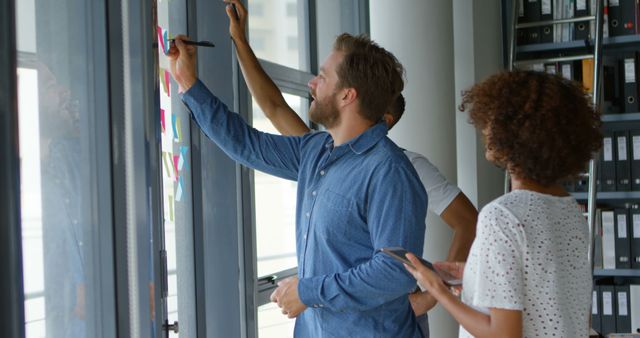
[180,78,209,107]
[298,276,326,308]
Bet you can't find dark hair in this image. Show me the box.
[333,33,405,123]
[459,70,602,185]
[387,94,406,129]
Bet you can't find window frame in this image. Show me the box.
[0,0,26,337]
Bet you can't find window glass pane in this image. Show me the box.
[316,0,361,69]
[16,1,114,337]
[258,302,294,338]
[248,0,308,71]
[157,1,196,337]
[253,94,307,277]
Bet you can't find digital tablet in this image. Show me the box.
[380,247,462,286]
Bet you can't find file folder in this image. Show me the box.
[560,61,575,81]
[524,0,542,44]
[575,0,591,40]
[603,57,622,114]
[541,0,554,42]
[631,284,640,334]
[601,285,617,336]
[600,131,617,192]
[616,284,632,333]
[631,204,640,269]
[595,209,604,269]
[616,131,632,191]
[603,210,617,269]
[631,130,640,190]
[608,0,638,37]
[593,285,602,334]
[621,53,640,113]
[615,207,632,269]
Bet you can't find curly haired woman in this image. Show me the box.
[404,70,602,338]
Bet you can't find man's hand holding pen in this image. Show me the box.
[167,35,198,93]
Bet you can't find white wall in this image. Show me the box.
[454,0,505,209]
[371,1,505,337]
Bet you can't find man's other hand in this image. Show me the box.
[270,276,307,319]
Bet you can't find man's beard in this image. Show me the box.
[309,92,340,129]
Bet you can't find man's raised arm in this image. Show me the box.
[225,0,310,136]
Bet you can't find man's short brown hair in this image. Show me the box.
[459,70,602,185]
[333,33,405,123]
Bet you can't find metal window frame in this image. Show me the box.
[107,0,163,337]
[0,0,25,337]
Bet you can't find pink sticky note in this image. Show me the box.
[157,26,165,53]
[160,108,166,133]
[173,155,180,181]
[164,70,171,97]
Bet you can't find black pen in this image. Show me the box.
[169,39,215,48]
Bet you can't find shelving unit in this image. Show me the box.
[504,1,640,336]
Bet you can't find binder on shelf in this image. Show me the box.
[631,130,640,190]
[631,284,640,334]
[517,0,529,45]
[631,204,640,269]
[560,61,575,81]
[615,207,632,269]
[600,131,617,192]
[561,0,575,42]
[608,0,638,37]
[593,285,602,334]
[545,63,558,75]
[524,0,542,44]
[541,0,554,43]
[595,209,604,269]
[621,53,640,114]
[603,210,617,269]
[575,0,591,40]
[601,285,617,336]
[616,131,631,191]
[583,59,595,93]
[603,57,622,114]
[575,174,589,192]
[616,284,632,333]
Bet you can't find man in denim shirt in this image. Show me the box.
[168,33,427,337]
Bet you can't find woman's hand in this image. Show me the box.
[404,253,449,296]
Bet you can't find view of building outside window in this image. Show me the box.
[249,1,307,337]
[16,1,114,337]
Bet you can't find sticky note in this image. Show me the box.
[175,176,184,202]
[169,194,174,221]
[160,108,166,133]
[157,26,165,54]
[172,115,181,142]
[173,154,180,180]
[162,152,173,178]
[180,146,189,170]
[164,70,171,97]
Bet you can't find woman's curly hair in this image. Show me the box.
[459,70,603,186]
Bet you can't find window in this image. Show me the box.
[15,1,115,337]
[249,0,307,71]
[157,1,196,337]
[286,2,297,17]
[240,2,369,338]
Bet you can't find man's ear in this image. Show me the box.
[339,87,358,108]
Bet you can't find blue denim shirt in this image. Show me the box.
[182,80,427,338]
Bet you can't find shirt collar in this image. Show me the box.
[343,121,388,155]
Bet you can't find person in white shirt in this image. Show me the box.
[404,70,602,338]
[223,1,478,336]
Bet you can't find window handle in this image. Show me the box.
[258,275,278,286]
[163,320,179,334]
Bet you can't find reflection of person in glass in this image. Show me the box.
[37,63,86,338]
